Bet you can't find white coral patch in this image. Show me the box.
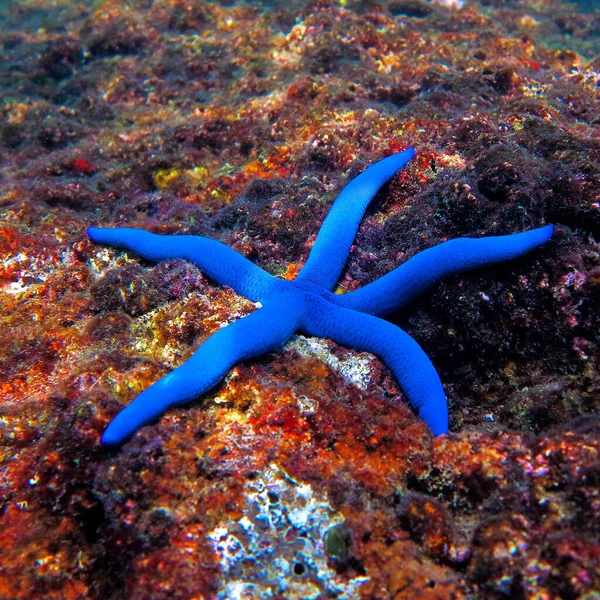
[208,464,369,599]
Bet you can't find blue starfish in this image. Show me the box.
[88,148,553,446]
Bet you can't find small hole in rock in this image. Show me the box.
[293,562,306,577]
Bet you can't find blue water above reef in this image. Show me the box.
[573,0,600,11]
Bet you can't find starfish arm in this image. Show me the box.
[302,298,448,436]
[87,227,277,302]
[336,225,554,316]
[101,300,300,445]
[296,148,415,289]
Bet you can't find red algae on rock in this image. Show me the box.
[0,0,599,598]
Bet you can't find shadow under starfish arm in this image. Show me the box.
[336,225,554,317]
[87,227,278,303]
[302,296,448,436]
[296,148,415,290]
[101,299,300,445]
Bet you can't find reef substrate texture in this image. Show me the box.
[0,0,598,598]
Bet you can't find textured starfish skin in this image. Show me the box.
[88,148,553,445]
